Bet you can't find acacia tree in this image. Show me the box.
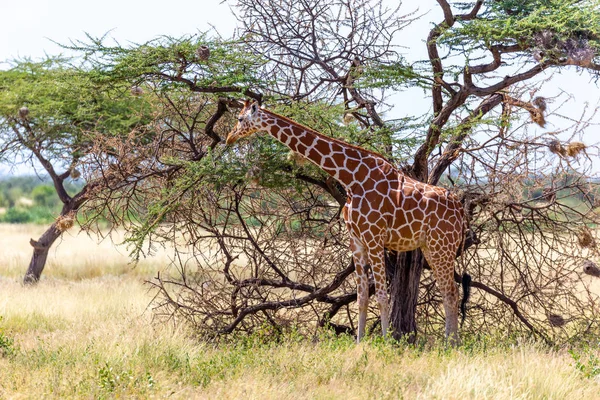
[224,0,600,340]
[77,0,600,343]
[0,57,153,283]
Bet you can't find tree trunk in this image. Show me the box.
[23,204,77,285]
[23,223,63,284]
[387,249,424,342]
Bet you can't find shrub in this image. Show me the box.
[0,317,15,357]
[31,184,58,208]
[569,347,600,379]
[0,207,33,223]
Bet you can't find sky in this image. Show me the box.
[0,0,237,61]
[1,0,598,176]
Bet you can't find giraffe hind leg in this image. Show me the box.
[422,248,460,345]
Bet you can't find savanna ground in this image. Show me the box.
[0,224,599,399]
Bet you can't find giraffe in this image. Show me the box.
[226,101,467,343]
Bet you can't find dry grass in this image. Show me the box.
[0,223,173,280]
[0,223,599,399]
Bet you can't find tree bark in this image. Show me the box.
[23,223,63,284]
[23,202,78,285]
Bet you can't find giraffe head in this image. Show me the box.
[226,100,264,145]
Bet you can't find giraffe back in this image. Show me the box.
[344,155,464,255]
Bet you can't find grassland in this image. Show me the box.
[0,224,599,399]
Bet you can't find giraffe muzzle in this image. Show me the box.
[225,130,239,145]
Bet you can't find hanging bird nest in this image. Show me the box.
[577,227,596,248]
[502,94,546,127]
[70,167,81,179]
[196,45,210,61]
[343,113,355,125]
[130,86,144,96]
[55,212,76,232]
[542,188,556,202]
[245,165,262,185]
[565,141,587,157]
[547,313,567,327]
[583,260,600,278]
[19,106,29,118]
[531,111,546,127]
[532,97,547,112]
[548,140,567,157]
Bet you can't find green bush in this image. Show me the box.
[31,184,58,208]
[1,207,33,223]
[26,207,56,224]
[569,347,600,379]
[0,191,7,208]
[0,176,84,224]
[0,317,15,358]
[0,206,56,224]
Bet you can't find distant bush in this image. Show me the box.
[1,207,33,223]
[0,206,56,224]
[31,184,58,208]
[0,176,83,224]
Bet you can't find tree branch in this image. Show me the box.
[149,72,263,102]
[429,93,504,184]
[454,271,551,344]
[221,260,355,334]
[10,121,72,203]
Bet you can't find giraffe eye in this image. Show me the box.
[237,117,243,122]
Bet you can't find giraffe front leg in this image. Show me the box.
[355,260,369,343]
[350,237,369,343]
[366,247,390,339]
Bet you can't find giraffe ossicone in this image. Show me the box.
[227,100,467,344]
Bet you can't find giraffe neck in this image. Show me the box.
[261,110,371,188]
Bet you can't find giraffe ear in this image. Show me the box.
[250,102,258,115]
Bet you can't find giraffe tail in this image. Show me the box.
[460,272,471,327]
